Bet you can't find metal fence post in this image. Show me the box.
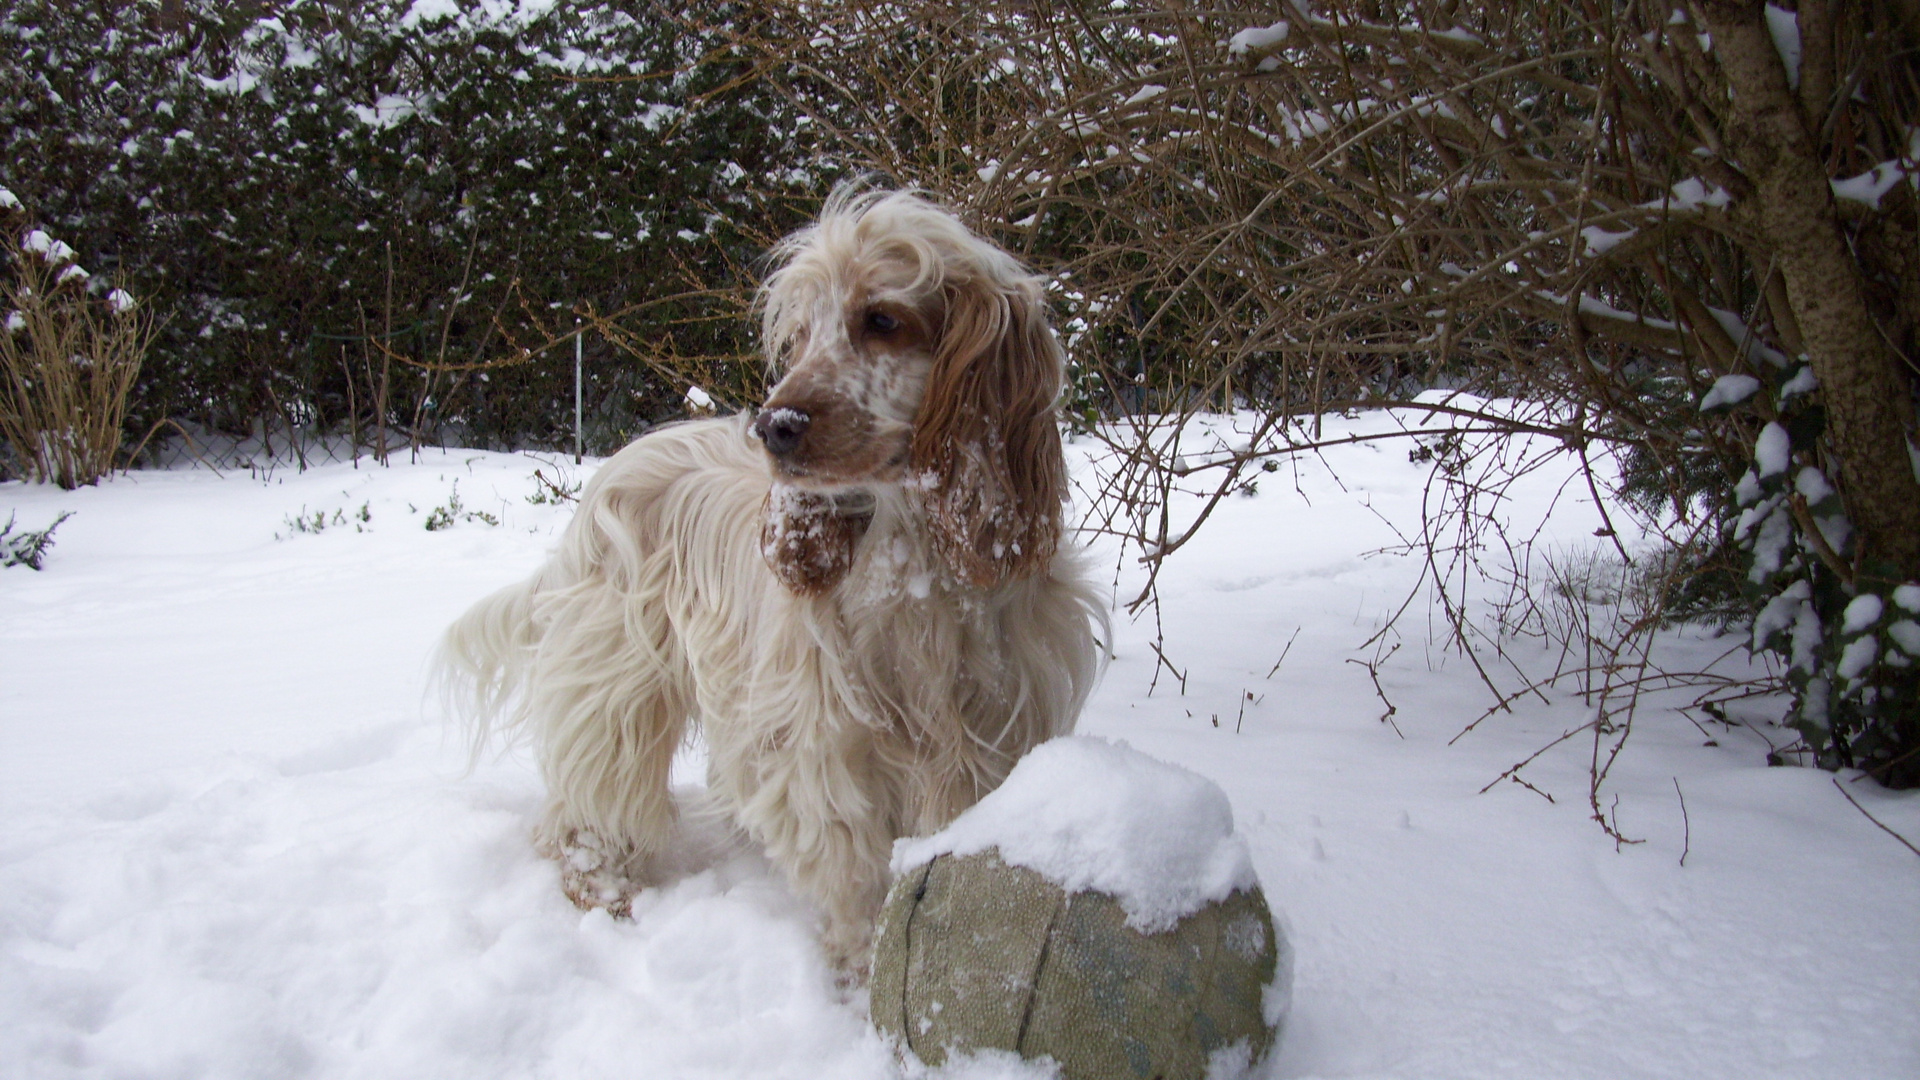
[574,316,583,464]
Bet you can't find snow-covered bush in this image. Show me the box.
[1723,366,1920,784]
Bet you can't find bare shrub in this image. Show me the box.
[733,1,1920,806]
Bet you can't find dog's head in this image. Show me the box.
[752,187,1067,594]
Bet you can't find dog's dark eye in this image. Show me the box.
[865,310,900,335]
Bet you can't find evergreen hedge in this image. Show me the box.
[0,0,817,460]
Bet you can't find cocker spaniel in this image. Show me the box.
[439,186,1105,971]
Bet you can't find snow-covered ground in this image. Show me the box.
[3,412,1917,1079]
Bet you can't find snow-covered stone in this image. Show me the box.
[894,737,1256,933]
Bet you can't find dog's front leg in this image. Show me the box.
[531,673,689,917]
[725,728,895,977]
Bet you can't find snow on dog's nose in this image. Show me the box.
[751,407,810,457]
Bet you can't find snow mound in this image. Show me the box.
[893,737,1259,933]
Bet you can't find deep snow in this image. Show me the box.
[3,412,1918,1079]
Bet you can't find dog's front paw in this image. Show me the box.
[821,919,876,986]
[540,827,643,918]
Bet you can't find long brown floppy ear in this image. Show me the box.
[910,276,1068,588]
[761,485,867,597]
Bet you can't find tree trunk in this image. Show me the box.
[1702,0,1920,581]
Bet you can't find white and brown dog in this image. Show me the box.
[438,186,1104,971]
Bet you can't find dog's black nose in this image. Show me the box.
[752,408,810,456]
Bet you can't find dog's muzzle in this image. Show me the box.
[752,408,811,457]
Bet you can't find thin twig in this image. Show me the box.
[1832,777,1920,859]
[1674,777,1690,867]
[1146,638,1187,697]
[1266,626,1302,679]
[1508,773,1557,804]
[1346,642,1403,738]
[1479,719,1598,795]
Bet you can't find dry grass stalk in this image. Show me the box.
[1,215,156,489]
